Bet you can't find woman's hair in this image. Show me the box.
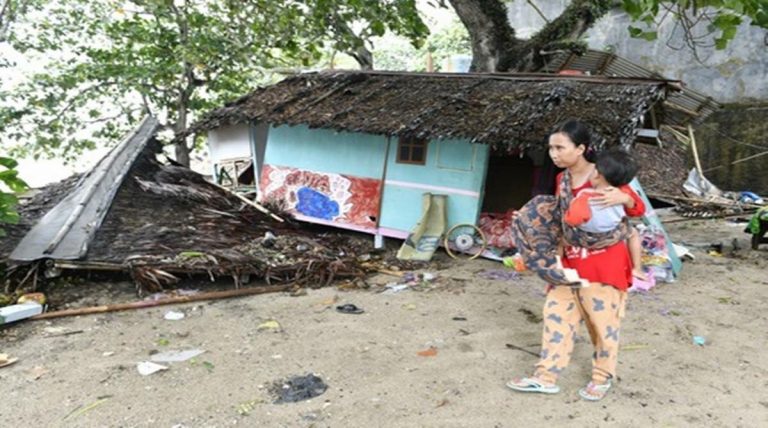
[552,120,595,162]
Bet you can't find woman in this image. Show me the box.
[507,120,645,401]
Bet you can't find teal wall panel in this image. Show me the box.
[263,125,492,232]
[380,137,490,231]
[379,186,483,232]
[384,138,489,191]
[265,125,388,178]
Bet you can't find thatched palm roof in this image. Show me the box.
[187,70,678,150]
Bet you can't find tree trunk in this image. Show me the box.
[448,0,518,72]
[449,0,614,72]
[171,0,193,168]
[174,139,190,167]
[350,44,374,70]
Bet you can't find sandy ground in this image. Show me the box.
[1,213,767,427]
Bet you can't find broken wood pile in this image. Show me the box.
[3,144,369,295]
[633,143,689,198]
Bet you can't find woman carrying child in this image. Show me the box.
[507,120,645,401]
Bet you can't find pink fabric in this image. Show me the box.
[479,210,517,249]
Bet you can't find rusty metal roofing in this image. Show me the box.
[538,49,721,126]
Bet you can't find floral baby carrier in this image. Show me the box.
[510,170,632,285]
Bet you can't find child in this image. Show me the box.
[564,149,646,280]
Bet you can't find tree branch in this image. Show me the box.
[510,0,614,71]
[45,81,117,128]
[526,0,550,24]
[329,14,373,70]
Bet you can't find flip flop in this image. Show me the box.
[506,377,560,394]
[336,304,364,314]
[578,381,612,401]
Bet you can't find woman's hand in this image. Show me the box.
[593,187,635,208]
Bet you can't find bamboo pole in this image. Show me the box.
[647,192,763,209]
[213,183,284,223]
[31,284,292,320]
[688,124,704,177]
[703,149,768,173]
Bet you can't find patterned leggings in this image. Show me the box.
[533,284,627,385]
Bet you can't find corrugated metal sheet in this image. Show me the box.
[541,50,721,126]
[10,116,160,262]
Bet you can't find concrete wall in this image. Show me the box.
[505,0,767,103]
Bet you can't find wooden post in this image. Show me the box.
[688,124,704,177]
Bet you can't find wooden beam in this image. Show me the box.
[31,285,292,320]
[664,101,701,117]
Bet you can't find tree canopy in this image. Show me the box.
[1,0,765,170]
[0,0,428,166]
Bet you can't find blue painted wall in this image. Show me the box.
[262,125,491,234]
[379,138,490,232]
[264,124,388,178]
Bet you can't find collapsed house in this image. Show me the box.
[1,117,367,293]
[185,71,715,260]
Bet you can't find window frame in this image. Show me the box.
[396,135,429,165]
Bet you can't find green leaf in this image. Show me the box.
[0,157,19,169]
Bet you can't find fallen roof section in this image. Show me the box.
[10,116,160,262]
[185,70,676,151]
[4,118,371,293]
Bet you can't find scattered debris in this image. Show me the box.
[150,349,206,363]
[271,374,328,404]
[163,310,185,321]
[236,398,265,416]
[479,269,521,281]
[631,274,656,292]
[621,343,650,351]
[518,308,542,323]
[1,302,44,324]
[29,366,48,380]
[17,292,46,305]
[43,329,84,338]
[505,343,539,357]
[693,336,707,346]
[417,347,438,357]
[335,304,364,315]
[62,396,112,421]
[0,353,19,368]
[137,361,169,376]
[257,320,281,331]
[383,283,410,294]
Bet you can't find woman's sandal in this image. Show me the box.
[578,381,612,401]
[506,377,560,394]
